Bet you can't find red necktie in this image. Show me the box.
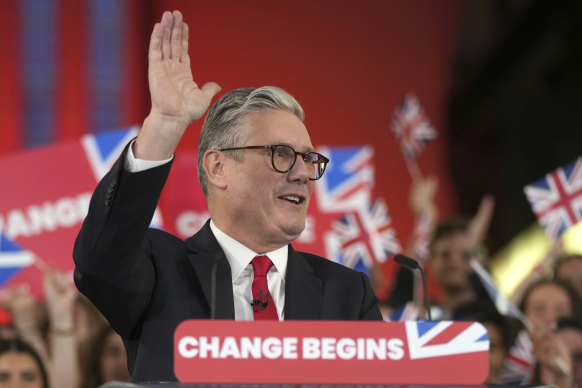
[251,256,278,320]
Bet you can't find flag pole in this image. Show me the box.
[404,155,423,182]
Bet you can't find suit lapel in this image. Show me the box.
[284,247,322,319]
[185,222,235,319]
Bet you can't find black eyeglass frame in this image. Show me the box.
[218,145,330,180]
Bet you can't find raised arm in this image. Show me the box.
[134,10,221,161]
[44,267,79,388]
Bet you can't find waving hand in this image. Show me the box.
[135,10,221,160]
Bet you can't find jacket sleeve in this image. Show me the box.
[73,143,173,338]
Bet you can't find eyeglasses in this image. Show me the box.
[218,145,330,180]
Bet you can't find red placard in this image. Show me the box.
[174,320,489,385]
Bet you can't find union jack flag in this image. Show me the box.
[470,260,529,325]
[389,301,420,321]
[391,94,437,159]
[0,234,35,287]
[330,198,401,273]
[524,156,582,240]
[389,302,446,322]
[405,321,489,359]
[497,330,534,385]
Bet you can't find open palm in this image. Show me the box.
[134,11,220,160]
[149,11,219,125]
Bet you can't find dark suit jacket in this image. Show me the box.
[73,146,382,383]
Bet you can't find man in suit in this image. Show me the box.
[73,10,382,383]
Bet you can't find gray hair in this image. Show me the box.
[197,86,304,196]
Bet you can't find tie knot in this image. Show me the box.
[251,256,273,277]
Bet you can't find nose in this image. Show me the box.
[288,156,310,184]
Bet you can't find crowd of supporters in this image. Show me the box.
[0,267,130,388]
[378,175,582,387]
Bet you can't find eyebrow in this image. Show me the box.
[276,143,316,153]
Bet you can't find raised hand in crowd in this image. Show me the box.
[408,174,438,218]
[44,266,79,388]
[134,10,221,161]
[0,285,48,366]
[466,194,495,263]
[530,323,573,388]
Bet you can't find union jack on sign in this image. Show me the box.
[81,126,139,181]
[82,127,164,230]
[0,234,35,287]
[405,321,489,360]
[391,94,437,159]
[315,146,374,213]
[523,156,582,240]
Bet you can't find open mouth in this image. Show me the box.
[279,195,305,205]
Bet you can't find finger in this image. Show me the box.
[200,82,222,102]
[181,22,190,65]
[160,11,172,60]
[170,10,183,60]
[149,23,163,63]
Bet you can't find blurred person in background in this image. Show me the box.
[518,278,582,387]
[0,338,49,388]
[382,176,438,317]
[381,175,496,321]
[1,286,48,370]
[468,306,517,385]
[74,295,108,367]
[80,324,130,388]
[426,216,494,320]
[519,278,582,327]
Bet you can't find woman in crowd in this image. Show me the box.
[519,278,582,387]
[520,278,582,327]
[0,338,49,388]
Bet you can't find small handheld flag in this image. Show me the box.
[524,156,582,240]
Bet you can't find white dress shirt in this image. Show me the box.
[125,141,287,320]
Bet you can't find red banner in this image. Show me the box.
[174,320,489,385]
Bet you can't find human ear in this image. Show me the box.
[203,150,228,190]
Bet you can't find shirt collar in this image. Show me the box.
[209,220,288,283]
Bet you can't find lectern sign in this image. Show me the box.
[174,320,489,385]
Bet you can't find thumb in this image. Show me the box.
[200,82,221,102]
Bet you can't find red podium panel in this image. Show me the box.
[174,320,489,385]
